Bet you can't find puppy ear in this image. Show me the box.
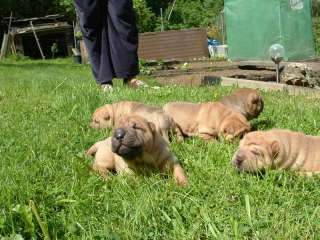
[270,141,280,158]
[248,93,259,104]
[104,104,114,121]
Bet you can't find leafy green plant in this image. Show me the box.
[139,59,153,75]
[75,30,82,40]
[51,43,58,59]
[12,204,35,239]
[133,0,157,32]
[180,62,189,71]
[313,17,320,55]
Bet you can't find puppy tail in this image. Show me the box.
[86,143,99,157]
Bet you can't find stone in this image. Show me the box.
[280,63,320,88]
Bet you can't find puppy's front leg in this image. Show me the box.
[114,155,135,176]
[86,142,100,156]
[161,156,188,186]
[87,140,116,180]
[92,163,112,180]
[173,163,188,186]
[198,127,218,141]
[173,125,185,142]
[92,154,116,180]
[167,126,184,143]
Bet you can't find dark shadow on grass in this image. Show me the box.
[251,118,275,131]
[0,61,86,69]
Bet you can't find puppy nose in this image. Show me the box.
[115,128,126,140]
[235,153,245,167]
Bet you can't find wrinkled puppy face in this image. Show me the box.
[220,114,251,141]
[245,93,264,119]
[111,115,155,159]
[90,105,113,129]
[231,132,279,172]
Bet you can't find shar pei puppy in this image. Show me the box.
[220,88,264,120]
[163,101,251,141]
[86,115,188,186]
[90,101,181,142]
[232,129,320,175]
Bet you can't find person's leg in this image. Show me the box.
[74,0,114,86]
[107,0,140,83]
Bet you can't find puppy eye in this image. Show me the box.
[132,123,144,131]
[104,116,110,120]
[252,149,260,155]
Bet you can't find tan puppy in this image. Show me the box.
[220,88,264,120]
[163,102,251,141]
[232,129,320,174]
[90,101,180,142]
[86,115,188,186]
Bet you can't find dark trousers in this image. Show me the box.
[74,0,139,85]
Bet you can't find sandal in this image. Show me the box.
[124,78,148,88]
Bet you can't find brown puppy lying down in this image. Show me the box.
[163,101,251,141]
[220,88,264,120]
[232,129,320,174]
[90,101,180,142]
[86,115,188,186]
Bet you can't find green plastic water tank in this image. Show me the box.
[225,0,316,61]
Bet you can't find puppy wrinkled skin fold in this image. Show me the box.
[90,101,181,142]
[86,115,188,186]
[232,129,320,174]
[163,101,251,141]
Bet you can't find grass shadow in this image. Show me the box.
[251,118,275,131]
[0,58,86,69]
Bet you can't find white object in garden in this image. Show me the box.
[269,43,285,63]
[216,45,228,58]
[208,45,216,57]
[290,0,304,10]
[269,43,285,84]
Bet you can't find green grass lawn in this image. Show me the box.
[1,58,320,239]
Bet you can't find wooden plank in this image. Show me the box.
[80,40,89,64]
[138,28,208,60]
[30,21,45,59]
[10,36,17,55]
[0,34,9,59]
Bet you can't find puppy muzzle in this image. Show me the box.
[232,150,246,170]
[111,128,143,159]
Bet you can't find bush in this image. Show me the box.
[133,0,157,32]
[162,0,224,30]
[313,17,320,55]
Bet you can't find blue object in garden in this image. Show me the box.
[208,39,221,57]
[208,39,221,47]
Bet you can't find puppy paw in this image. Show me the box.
[173,164,188,186]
